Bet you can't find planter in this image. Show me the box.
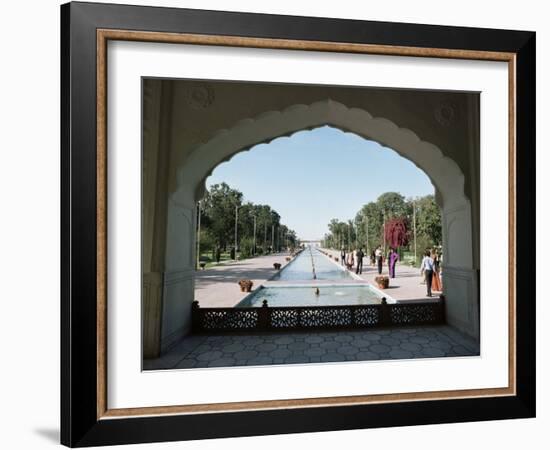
[273,263,282,270]
[199,262,206,270]
[375,276,390,289]
[285,257,291,262]
[238,279,253,292]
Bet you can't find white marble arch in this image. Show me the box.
[161,99,478,350]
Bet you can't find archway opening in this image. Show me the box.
[198,125,439,265]
[193,124,443,309]
[156,100,477,358]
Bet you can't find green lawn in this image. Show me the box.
[197,251,233,269]
[197,249,279,269]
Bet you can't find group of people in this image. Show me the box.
[371,246,400,277]
[340,247,363,273]
[420,249,442,297]
[338,245,443,297]
[339,245,399,277]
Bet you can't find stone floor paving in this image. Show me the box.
[144,325,479,370]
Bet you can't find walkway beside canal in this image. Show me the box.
[320,248,439,303]
[195,247,436,308]
[195,252,292,307]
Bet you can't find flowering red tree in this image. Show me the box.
[384,217,410,249]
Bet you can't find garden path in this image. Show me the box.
[321,248,440,302]
[195,252,292,307]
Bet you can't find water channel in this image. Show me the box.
[238,246,385,307]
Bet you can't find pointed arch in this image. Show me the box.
[174,99,469,215]
[160,99,477,347]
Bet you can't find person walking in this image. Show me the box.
[370,250,376,266]
[420,250,435,297]
[431,250,442,292]
[356,247,364,274]
[340,247,346,266]
[375,246,383,274]
[347,251,354,270]
[388,247,399,278]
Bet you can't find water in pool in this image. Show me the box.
[238,285,383,307]
[271,247,352,281]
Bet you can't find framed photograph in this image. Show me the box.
[61,1,535,447]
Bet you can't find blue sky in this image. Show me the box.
[206,126,434,240]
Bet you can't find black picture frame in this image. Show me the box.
[61,1,535,447]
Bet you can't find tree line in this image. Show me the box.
[322,192,442,262]
[197,182,298,262]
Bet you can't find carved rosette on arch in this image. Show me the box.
[434,101,457,126]
[185,83,215,109]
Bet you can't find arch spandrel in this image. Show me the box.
[174,100,470,215]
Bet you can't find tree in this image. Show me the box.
[199,183,297,259]
[239,237,255,259]
[324,192,442,258]
[197,230,216,258]
[376,192,411,220]
[384,217,410,249]
[277,224,298,252]
[285,229,298,249]
[201,182,242,250]
[327,218,347,249]
[255,204,274,252]
[415,195,442,246]
[355,201,383,251]
[347,219,357,249]
[236,202,258,251]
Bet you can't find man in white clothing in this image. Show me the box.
[420,250,435,297]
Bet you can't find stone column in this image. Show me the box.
[142,80,173,358]
[441,201,479,339]
[159,193,196,351]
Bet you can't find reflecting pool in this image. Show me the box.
[238,284,383,307]
[271,247,353,281]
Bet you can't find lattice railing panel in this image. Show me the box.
[192,298,444,333]
[200,309,258,331]
[270,309,299,328]
[353,306,380,326]
[299,308,353,328]
[389,304,438,325]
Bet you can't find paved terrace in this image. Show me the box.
[144,325,479,370]
[145,247,475,370]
